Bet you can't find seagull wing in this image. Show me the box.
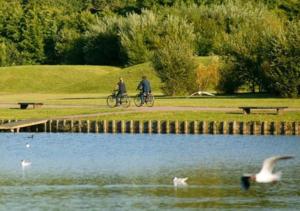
[259,156,294,174]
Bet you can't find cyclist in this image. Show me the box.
[115,77,127,106]
[137,75,151,104]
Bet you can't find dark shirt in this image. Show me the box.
[117,81,126,94]
[138,79,151,93]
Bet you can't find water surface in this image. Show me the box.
[0,134,299,210]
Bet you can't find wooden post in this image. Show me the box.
[233,121,238,135]
[211,121,216,134]
[44,122,47,132]
[166,120,170,134]
[192,121,198,134]
[48,120,52,133]
[94,121,99,133]
[129,120,134,133]
[121,120,126,133]
[157,120,161,134]
[183,121,188,134]
[148,120,152,134]
[292,122,298,135]
[174,121,179,134]
[222,122,226,134]
[77,120,81,133]
[103,120,107,133]
[86,120,90,133]
[139,121,143,134]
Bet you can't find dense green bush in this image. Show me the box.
[152,15,197,95]
[263,21,300,97]
[216,3,284,93]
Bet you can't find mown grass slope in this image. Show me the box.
[0,56,214,94]
[0,63,159,94]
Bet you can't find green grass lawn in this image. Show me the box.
[0,56,217,94]
[0,63,162,94]
[85,111,300,122]
[0,58,299,121]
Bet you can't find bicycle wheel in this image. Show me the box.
[121,95,131,108]
[134,94,143,107]
[106,95,116,108]
[146,94,154,107]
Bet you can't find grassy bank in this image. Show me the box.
[0,108,299,122]
[0,56,216,94]
[0,63,161,94]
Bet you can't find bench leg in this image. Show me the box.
[20,104,28,109]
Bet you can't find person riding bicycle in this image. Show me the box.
[137,76,151,105]
[115,77,127,106]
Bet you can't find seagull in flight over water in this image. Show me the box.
[173,177,188,187]
[21,160,31,167]
[241,155,294,190]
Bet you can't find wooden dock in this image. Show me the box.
[0,119,48,132]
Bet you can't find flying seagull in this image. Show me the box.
[241,155,294,190]
[21,160,31,167]
[173,177,188,187]
[26,143,30,148]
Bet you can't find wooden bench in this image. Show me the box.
[239,106,288,115]
[18,102,43,109]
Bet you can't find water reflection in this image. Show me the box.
[0,134,299,210]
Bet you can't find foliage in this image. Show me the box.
[262,21,300,97]
[152,15,197,95]
[196,56,220,91]
[0,0,298,97]
[216,3,284,93]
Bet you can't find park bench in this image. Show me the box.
[239,106,288,115]
[18,102,43,109]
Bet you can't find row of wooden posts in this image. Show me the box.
[0,119,299,135]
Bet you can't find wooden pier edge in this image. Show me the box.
[0,119,298,135]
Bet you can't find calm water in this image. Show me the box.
[0,133,299,210]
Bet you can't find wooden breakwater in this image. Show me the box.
[0,119,299,135]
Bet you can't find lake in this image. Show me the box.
[0,133,299,210]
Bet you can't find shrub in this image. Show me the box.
[152,15,197,95]
[196,56,220,91]
[263,21,300,97]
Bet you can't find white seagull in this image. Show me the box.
[21,160,31,167]
[173,177,188,187]
[26,143,30,148]
[241,155,294,190]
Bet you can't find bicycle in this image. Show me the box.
[134,92,154,107]
[106,91,131,108]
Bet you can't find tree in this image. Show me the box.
[216,3,283,93]
[263,21,300,97]
[119,10,160,65]
[152,15,197,95]
[196,56,220,91]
